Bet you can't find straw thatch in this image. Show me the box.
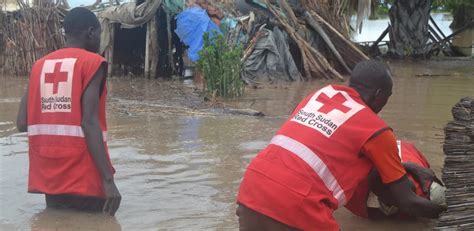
[0,7,65,75]
[435,97,474,230]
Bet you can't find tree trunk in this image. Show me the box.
[388,0,432,58]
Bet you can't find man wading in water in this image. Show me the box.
[16,8,121,216]
[236,60,445,230]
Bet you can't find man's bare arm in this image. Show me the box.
[81,63,121,216]
[363,131,445,219]
[388,175,445,218]
[17,91,28,132]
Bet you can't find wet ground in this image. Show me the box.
[1,59,473,230]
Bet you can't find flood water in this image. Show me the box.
[352,13,453,43]
[1,59,473,230]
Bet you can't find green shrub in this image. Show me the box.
[197,32,244,98]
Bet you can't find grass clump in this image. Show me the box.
[197,32,244,98]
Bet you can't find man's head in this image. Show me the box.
[63,7,101,53]
[349,60,393,113]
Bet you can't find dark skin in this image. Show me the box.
[16,93,28,132]
[368,163,445,219]
[16,24,121,216]
[349,72,446,219]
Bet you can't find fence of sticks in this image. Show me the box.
[0,7,65,75]
[435,97,474,230]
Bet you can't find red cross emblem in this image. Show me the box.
[316,92,351,114]
[44,62,68,94]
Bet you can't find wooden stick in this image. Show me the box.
[309,11,369,60]
[278,0,298,27]
[150,14,159,79]
[107,23,115,77]
[144,20,151,78]
[430,16,448,40]
[304,11,351,74]
[370,25,390,52]
[429,25,450,50]
[439,20,474,44]
[266,1,344,80]
[166,11,175,75]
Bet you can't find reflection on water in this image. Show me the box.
[31,209,122,231]
[1,59,473,230]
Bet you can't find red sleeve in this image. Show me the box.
[362,130,406,184]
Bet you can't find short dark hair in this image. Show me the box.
[349,60,392,91]
[64,7,100,36]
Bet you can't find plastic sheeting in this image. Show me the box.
[163,0,185,15]
[242,27,302,84]
[98,0,162,54]
[247,0,268,9]
[220,17,238,35]
[175,7,222,62]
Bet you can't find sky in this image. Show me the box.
[69,0,95,7]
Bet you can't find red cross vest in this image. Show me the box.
[27,48,113,198]
[237,85,389,231]
[345,140,430,218]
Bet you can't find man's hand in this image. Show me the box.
[403,162,444,195]
[103,179,121,216]
[389,175,446,218]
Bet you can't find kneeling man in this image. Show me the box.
[236,60,445,231]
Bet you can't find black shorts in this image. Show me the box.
[45,194,105,212]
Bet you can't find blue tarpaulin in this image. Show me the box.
[175,7,222,62]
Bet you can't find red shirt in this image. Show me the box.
[362,130,406,184]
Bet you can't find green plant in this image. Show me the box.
[197,32,244,98]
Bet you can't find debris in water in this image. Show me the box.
[224,108,265,117]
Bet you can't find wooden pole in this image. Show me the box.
[107,23,115,77]
[429,25,446,45]
[428,33,443,56]
[166,11,175,75]
[429,25,451,55]
[150,14,158,79]
[439,20,474,44]
[144,20,151,78]
[430,16,448,40]
[369,25,390,52]
[309,11,369,60]
[304,11,351,74]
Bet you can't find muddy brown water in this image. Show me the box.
[1,59,473,230]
